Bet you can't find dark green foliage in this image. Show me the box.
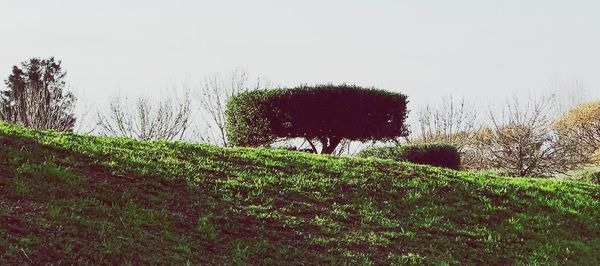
[358,143,461,169]
[225,84,409,154]
[225,90,276,147]
[1,57,76,131]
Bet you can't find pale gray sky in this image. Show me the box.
[1,0,599,108]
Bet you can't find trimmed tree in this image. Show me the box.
[225,84,409,154]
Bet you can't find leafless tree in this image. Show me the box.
[547,77,591,114]
[72,100,98,135]
[3,83,77,131]
[410,96,482,168]
[483,94,573,176]
[414,96,478,146]
[195,68,272,146]
[97,90,191,141]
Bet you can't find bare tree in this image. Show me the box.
[414,96,478,146]
[410,96,481,168]
[195,68,272,146]
[547,77,591,114]
[2,83,76,131]
[97,90,192,141]
[483,94,572,176]
[72,99,98,135]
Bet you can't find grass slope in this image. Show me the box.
[1,122,599,265]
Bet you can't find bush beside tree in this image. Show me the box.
[561,166,600,184]
[357,143,461,169]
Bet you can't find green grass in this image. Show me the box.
[1,121,599,264]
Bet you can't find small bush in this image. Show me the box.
[225,89,276,147]
[357,143,461,169]
[563,166,600,184]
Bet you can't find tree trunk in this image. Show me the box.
[319,137,341,154]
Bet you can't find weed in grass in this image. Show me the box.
[195,214,218,240]
[179,243,192,255]
[14,179,29,193]
[19,237,31,246]
[330,202,350,219]
[392,252,425,265]
[312,215,341,234]
[232,241,250,265]
[48,205,62,218]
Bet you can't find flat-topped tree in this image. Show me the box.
[225,84,409,154]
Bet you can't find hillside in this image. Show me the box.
[1,122,599,265]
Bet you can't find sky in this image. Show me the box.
[1,0,599,113]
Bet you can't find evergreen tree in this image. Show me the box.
[1,57,76,131]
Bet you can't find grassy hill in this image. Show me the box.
[1,122,599,265]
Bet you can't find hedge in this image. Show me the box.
[357,143,461,169]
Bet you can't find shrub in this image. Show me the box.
[357,143,461,169]
[224,89,277,147]
[563,166,600,184]
[225,84,409,154]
